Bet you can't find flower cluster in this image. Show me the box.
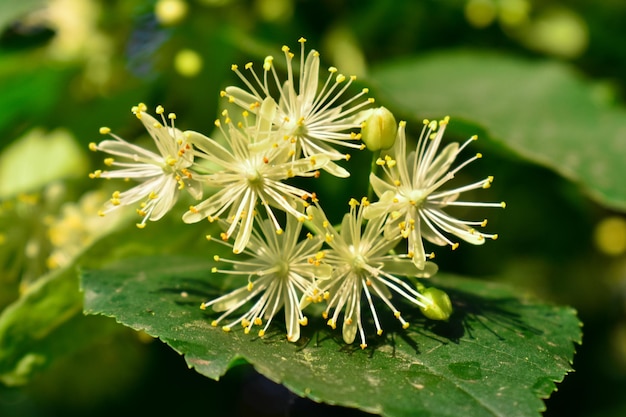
[89,38,504,347]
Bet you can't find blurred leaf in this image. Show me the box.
[369,50,626,211]
[0,266,85,386]
[0,56,70,141]
[0,0,44,32]
[81,256,581,417]
[0,128,88,198]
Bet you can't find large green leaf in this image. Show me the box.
[81,256,581,417]
[369,51,626,211]
[0,266,106,386]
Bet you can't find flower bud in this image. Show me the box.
[361,107,397,151]
[419,287,453,321]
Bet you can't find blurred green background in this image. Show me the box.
[1,0,625,416]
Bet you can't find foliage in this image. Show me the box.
[2,1,626,416]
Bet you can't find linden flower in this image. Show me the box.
[89,103,202,227]
[183,98,330,254]
[223,37,373,177]
[202,214,332,342]
[365,117,505,269]
[306,198,438,349]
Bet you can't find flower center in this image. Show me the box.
[406,189,427,206]
[245,166,263,186]
[348,245,368,272]
[286,116,309,138]
[276,260,290,278]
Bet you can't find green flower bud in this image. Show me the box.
[361,107,397,151]
[419,287,453,321]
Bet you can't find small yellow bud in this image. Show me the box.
[361,107,398,151]
[419,287,453,321]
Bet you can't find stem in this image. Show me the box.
[367,150,380,202]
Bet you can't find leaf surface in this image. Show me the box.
[369,51,626,211]
[81,256,581,417]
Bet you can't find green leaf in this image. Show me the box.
[0,266,94,386]
[81,256,581,417]
[0,0,45,32]
[0,128,88,198]
[369,50,626,211]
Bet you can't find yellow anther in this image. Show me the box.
[254,318,262,326]
[376,158,385,166]
[402,322,410,329]
[322,311,328,319]
[213,255,220,262]
[211,320,218,327]
[394,311,401,319]
[200,303,207,311]
[281,45,290,53]
[476,153,483,159]
[299,317,308,326]
[156,105,164,114]
[492,234,499,240]
[97,210,105,217]
[222,326,231,333]
[336,74,346,83]
[88,142,98,151]
[298,37,306,43]
[242,319,251,328]
[149,191,158,199]
[103,158,114,167]
[263,56,273,71]
[328,66,337,73]
[258,329,265,337]
[451,242,460,250]
[327,319,336,329]
[136,223,146,229]
[168,113,176,120]
[211,267,217,273]
[345,154,351,161]
[247,282,253,291]
[360,343,367,350]
[377,329,383,336]
[231,64,238,71]
[99,126,111,135]
[89,170,102,179]
[189,205,199,214]
[501,202,507,208]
